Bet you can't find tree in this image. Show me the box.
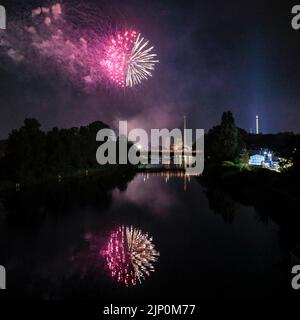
[206,111,240,162]
[6,118,46,181]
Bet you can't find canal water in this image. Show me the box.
[0,173,293,301]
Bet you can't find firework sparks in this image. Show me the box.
[103,225,159,286]
[102,30,159,87]
[0,4,159,89]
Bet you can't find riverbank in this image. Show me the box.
[200,164,300,208]
[0,164,138,196]
[198,163,300,251]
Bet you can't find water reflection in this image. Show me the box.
[103,225,159,287]
[205,188,236,223]
[0,172,295,300]
[141,171,191,191]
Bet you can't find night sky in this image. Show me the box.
[0,0,300,139]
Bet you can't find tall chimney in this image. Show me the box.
[256,115,259,134]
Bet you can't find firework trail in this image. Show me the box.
[0,3,158,89]
[103,225,159,286]
[126,33,159,87]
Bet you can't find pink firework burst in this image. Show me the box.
[101,30,158,87]
[102,30,137,87]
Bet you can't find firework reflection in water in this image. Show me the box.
[104,225,159,286]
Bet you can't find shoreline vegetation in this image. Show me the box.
[199,110,300,207]
[0,111,299,199]
[0,118,138,193]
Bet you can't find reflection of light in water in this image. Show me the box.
[142,171,187,178]
[103,226,159,286]
[142,171,193,191]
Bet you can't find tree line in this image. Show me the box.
[0,119,111,182]
[1,112,300,183]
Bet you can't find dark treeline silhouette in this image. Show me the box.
[0,118,134,184]
[205,111,245,163]
[1,112,300,183]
